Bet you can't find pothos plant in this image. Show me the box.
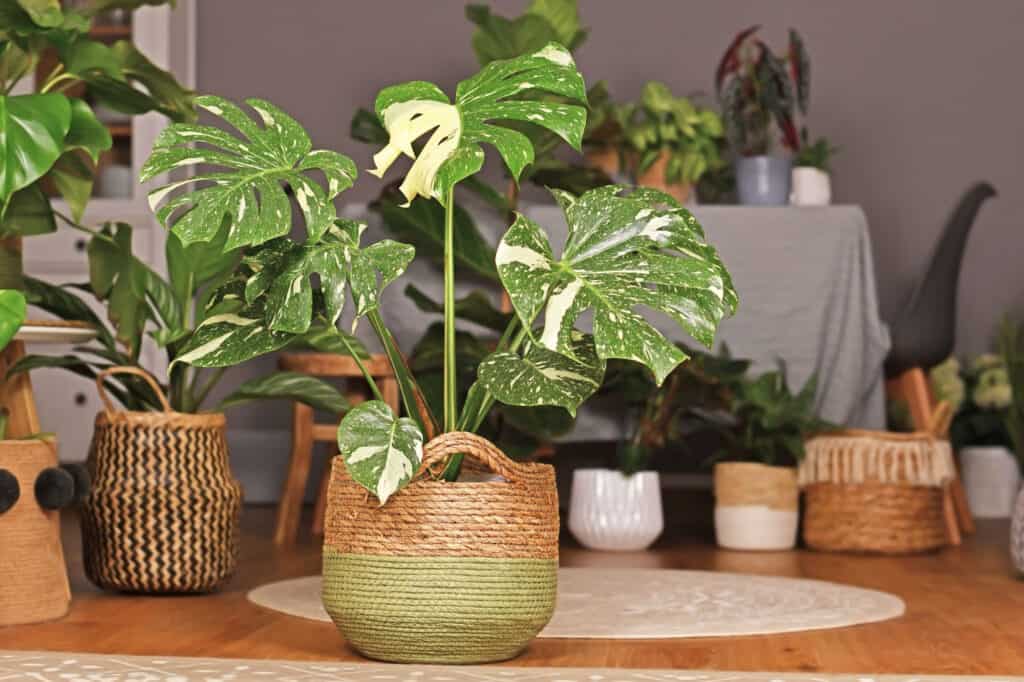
[0,0,194,288]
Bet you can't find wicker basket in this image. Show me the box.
[799,429,956,554]
[81,367,242,593]
[322,431,559,664]
[0,438,71,625]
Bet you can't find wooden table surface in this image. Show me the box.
[3,507,1023,674]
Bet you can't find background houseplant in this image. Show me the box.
[158,44,737,661]
[569,345,749,551]
[998,320,1024,573]
[620,81,725,204]
[0,0,194,290]
[716,26,809,205]
[791,132,838,205]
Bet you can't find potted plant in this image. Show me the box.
[791,132,838,206]
[707,363,830,550]
[620,81,725,204]
[930,354,1019,518]
[569,346,749,551]
[13,99,361,592]
[716,26,809,205]
[998,320,1024,574]
[0,0,194,290]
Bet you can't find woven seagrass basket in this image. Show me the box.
[322,431,559,664]
[799,429,956,554]
[81,367,242,593]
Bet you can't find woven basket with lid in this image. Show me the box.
[322,431,559,664]
[799,429,956,554]
[80,367,242,593]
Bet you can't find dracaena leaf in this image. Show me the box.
[368,42,586,206]
[140,95,357,250]
[496,185,737,384]
[217,371,348,413]
[337,400,424,504]
[478,330,604,416]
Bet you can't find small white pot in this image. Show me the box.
[789,167,832,206]
[713,462,799,551]
[961,446,1022,518]
[568,469,663,551]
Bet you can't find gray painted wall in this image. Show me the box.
[195,0,1023,438]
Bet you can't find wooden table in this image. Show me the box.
[3,507,1023,674]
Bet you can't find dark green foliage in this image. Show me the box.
[999,319,1024,472]
[794,133,839,171]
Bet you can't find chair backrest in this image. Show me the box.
[885,182,997,377]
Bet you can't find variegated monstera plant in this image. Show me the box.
[154,43,737,503]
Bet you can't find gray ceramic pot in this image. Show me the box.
[735,155,792,206]
[1012,487,1024,576]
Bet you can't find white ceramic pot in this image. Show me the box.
[713,462,799,551]
[568,469,663,551]
[961,446,1022,518]
[789,166,832,206]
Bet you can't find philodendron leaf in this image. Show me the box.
[65,98,112,163]
[0,184,56,237]
[337,400,424,504]
[369,42,586,206]
[140,95,357,250]
[0,289,26,351]
[477,330,604,416]
[497,186,738,384]
[0,93,72,206]
[218,371,348,413]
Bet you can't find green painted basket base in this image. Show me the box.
[322,549,557,664]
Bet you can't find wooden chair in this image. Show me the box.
[273,352,399,546]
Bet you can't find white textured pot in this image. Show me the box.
[961,446,1022,518]
[713,462,799,551]
[789,167,832,206]
[568,469,663,551]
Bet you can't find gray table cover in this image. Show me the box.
[345,203,891,439]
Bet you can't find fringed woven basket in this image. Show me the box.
[322,431,559,664]
[81,367,242,593]
[799,429,957,554]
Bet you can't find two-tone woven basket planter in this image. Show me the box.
[799,429,957,554]
[81,367,243,593]
[322,431,559,664]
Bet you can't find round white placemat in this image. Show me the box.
[248,567,905,639]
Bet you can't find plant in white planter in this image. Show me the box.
[706,362,831,550]
[716,26,809,206]
[999,320,1024,574]
[791,134,838,206]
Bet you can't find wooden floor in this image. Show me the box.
[2,506,1023,674]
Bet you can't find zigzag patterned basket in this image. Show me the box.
[322,431,559,664]
[81,367,242,593]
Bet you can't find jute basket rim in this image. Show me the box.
[94,409,226,429]
[808,428,942,443]
[713,461,797,473]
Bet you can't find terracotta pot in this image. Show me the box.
[636,149,691,204]
[585,146,621,177]
[0,438,71,626]
[713,462,799,551]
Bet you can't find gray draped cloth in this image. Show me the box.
[347,203,891,439]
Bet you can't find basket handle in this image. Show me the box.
[95,365,172,414]
[419,431,521,482]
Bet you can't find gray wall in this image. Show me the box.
[196,0,1023,437]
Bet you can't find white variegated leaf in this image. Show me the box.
[477,331,604,416]
[368,43,586,205]
[140,95,357,250]
[171,302,292,368]
[337,400,425,504]
[496,185,737,384]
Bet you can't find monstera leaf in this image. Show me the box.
[477,330,604,415]
[496,186,737,384]
[0,288,26,351]
[337,400,425,504]
[0,93,71,206]
[243,219,414,335]
[171,299,293,368]
[368,42,586,205]
[140,95,357,251]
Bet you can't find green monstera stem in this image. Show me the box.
[443,187,458,433]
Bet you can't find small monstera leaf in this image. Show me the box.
[243,219,414,335]
[496,186,738,384]
[478,330,604,416]
[0,93,72,207]
[369,42,586,206]
[0,288,27,351]
[337,400,424,504]
[140,95,357,251]
[171,298,293,368]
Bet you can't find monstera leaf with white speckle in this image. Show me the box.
[140,95,357,250]
[338,400,425,504]
[171,299,292,368]
[369,42,586,205]
[496,186,738,384]
[477,330,604,416]
[243,218,414,334]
